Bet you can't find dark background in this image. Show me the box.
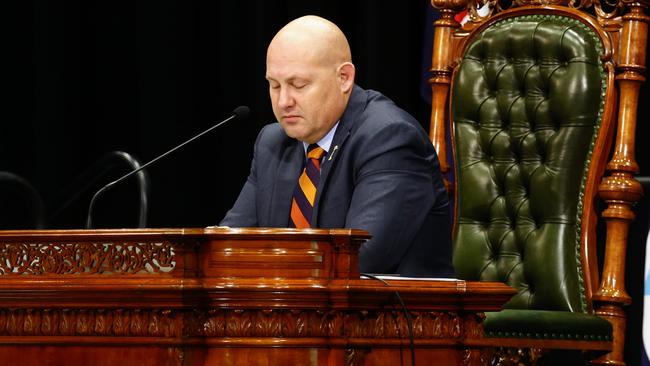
[4,1,434,230]
[4,1,649,364]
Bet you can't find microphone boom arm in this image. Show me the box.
[85,108,247,229]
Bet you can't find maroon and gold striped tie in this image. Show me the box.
[290,144,326,228]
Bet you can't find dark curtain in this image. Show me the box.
[4,1,434,229]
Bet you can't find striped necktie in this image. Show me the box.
[290,144,326,228]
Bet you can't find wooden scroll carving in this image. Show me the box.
[0,241,176,275]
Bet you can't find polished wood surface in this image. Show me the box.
[594,2,648,364]
[0,228,514,366]
[428,0,648,364]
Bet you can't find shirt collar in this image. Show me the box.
[302,122,339,154]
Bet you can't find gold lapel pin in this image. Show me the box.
[328,145,339,161]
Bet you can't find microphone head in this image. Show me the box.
[233,105,250,120]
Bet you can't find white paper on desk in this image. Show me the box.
[367,275,460,281]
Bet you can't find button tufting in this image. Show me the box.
[451,15,611,345]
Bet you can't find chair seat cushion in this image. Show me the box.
[483,309,612,341]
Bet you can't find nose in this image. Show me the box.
[277,87,295,110]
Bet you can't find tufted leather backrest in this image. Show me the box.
[451,14,606,313]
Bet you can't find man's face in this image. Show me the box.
[266,47,347,144]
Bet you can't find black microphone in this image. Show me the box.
[85,106,250,229]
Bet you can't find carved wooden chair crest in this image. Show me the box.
[428,0,647,363]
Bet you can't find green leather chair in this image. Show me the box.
[429,0,647,363]
[452,10,613,342]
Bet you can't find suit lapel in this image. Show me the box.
[312,85,366,225]
[268,140,304,227]
[313,126,350,209]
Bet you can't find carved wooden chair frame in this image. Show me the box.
[428,0,647,363]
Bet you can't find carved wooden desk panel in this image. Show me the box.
[0,228,514,366]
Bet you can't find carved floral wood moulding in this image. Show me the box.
[432,0,647,26]
[0,307,485,343]
[0,308,181,338]
[0,241,176,275]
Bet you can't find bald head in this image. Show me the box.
[265,16,356,144]
[269,15,351,69]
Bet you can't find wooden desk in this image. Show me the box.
[0,228,514,365]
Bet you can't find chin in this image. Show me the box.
[279,124,293,134]
[281,127,306,141]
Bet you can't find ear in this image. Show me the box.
[337,62,355,93]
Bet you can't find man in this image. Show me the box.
[220,15,453,277]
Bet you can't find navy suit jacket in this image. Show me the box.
[221,85,453,277]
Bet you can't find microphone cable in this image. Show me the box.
[361,273,416,366]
